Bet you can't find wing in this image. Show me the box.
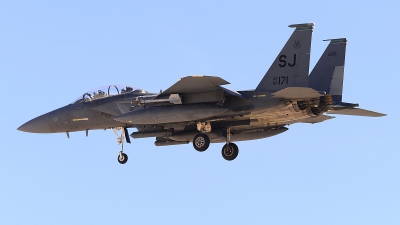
[155,75,230,98]
[154,75,244,103]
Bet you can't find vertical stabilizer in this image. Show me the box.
[256,23,314,92]
[309,38,347,103]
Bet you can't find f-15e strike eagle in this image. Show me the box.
[18,23,385,164]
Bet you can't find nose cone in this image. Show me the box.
[18,114,52,133]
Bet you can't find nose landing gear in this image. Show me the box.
[112,127,131,164]
[118,152,128,164]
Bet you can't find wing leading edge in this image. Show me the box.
[155,75,230,98]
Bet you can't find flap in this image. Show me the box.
[272,87,323,100]
[327,108,386,117]
[155,75,230,99]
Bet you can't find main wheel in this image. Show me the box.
[118,152,128,164]
[222,143,239,161]
[192,133,210,152]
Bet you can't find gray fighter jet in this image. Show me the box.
[18,23,385,164]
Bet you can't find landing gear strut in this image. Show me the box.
[222,127,239,161]
[112,127,131,164]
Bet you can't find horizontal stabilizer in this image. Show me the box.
[333,102,359,109]
[327,108,386,117]
[271,87,323,100]
[295,115,335,124]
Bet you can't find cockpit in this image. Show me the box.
[72,85,148,104]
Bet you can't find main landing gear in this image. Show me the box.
[222,143,239,161]
[192,126,239,161]
[193,133,210,152]
[193,122,211,152]
[112,127,131,164]
[221,127,239,161]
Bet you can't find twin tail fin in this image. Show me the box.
[256,23,314,92]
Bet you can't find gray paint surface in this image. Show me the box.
[17,23,385,161]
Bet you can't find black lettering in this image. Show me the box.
[273,76,289,85]
[279,55,286,67]
[288,54,296,67]
[280,76,286,85]
[273,77,278,85]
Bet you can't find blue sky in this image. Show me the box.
[1,1,399,224]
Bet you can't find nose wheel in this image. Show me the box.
[118,152,128,164]
[112,127,131,164]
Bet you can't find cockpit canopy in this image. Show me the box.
[73,85,147,104]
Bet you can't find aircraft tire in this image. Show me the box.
[193,133,210,152]
[118,152,128,164]
[222,143,239,161]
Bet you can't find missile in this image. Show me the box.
[114,104,229,124]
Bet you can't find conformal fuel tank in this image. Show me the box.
[114,104,229,124]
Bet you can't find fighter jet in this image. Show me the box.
[18,23,385,164]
